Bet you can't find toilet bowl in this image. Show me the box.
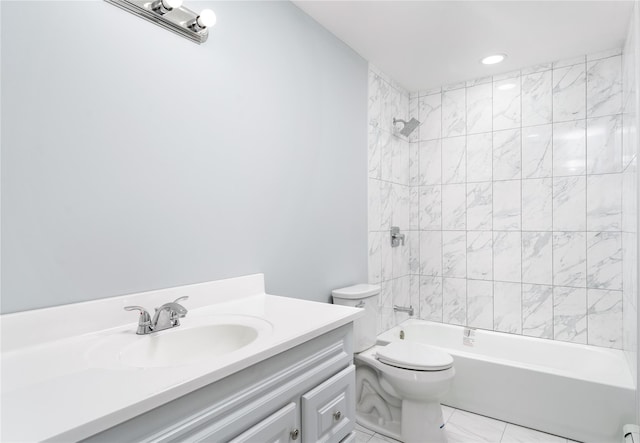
[332,284,455,443]
[357,342,454,443]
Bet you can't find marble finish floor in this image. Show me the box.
[355,405,580,443]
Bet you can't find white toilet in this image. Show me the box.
[332,284,455,443]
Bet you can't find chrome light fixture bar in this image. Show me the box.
[104,0,216,44]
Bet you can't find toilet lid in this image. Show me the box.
[376,341,453,371]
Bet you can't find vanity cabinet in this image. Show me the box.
[82,324,355,443]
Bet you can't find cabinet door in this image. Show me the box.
[227,402,299,443]
[301,365,355,443]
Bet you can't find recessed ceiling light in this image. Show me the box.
[481,54,506,65]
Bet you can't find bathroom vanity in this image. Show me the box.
[0,274,361,442]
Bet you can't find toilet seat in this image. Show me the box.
[375,341,453,371]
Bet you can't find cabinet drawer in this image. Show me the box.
[228,402,299,443]
[301,365,355,443]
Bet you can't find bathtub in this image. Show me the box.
[377,319,636,443]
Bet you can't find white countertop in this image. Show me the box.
[0,274,362,442]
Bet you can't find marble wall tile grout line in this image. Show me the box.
[439,125,445,322]
[584,57,590,344]
[551,62,556,341]
[470,82,476,324]
[520,72,525,336]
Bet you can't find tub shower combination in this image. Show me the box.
[357,319,635,443]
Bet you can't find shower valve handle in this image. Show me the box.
[391,226,405,247]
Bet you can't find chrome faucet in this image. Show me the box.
[124,296,189,335]
[393,304,414,316]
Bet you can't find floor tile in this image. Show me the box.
[442,404,456,423]
[356,423,375,436]
[369,433,402,443]
[446,409,507,443]
[356,406,576,443]
[355,429,373,443]
[501,423,567,443]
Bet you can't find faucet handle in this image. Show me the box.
[170,296,189,320]
[124,306,153,334]
[124,305,149,315]
[173,296,189,304]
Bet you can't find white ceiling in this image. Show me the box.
[293,1,634,92]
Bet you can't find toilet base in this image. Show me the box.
[401,399,447,443]
[355,347,453,443]
[356,413,403,441]
[357,400,448,443]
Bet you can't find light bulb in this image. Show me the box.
[481,54,506,65]
[151,0,182,14]
[196,9,216,28]
[162,0,183,9]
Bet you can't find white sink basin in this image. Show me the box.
[86,315,273,369]
[121,324,259,368]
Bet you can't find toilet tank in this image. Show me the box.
[331,284,380,353]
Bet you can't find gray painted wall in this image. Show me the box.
[1,1,368,313]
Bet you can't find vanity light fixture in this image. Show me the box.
[481,54,506,65]
[104,0,216,44]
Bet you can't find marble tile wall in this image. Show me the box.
[622,3,639,384]
[367,65,415,332]
[368,47,632,349]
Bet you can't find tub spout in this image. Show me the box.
[394,305,414,316]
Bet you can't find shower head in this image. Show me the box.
[393,117,421,137]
